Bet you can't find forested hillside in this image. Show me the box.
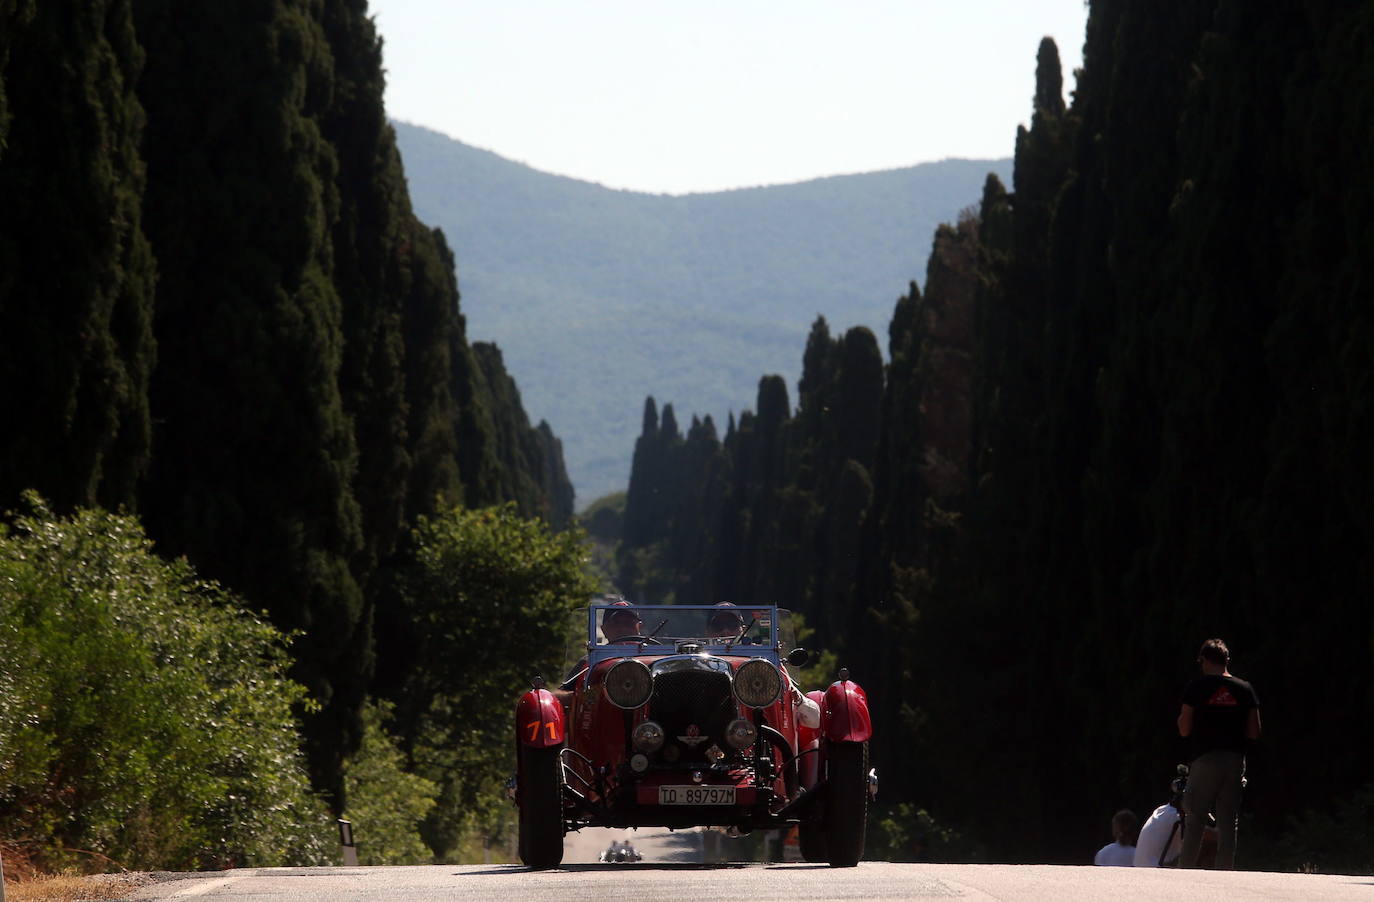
[615,4,1374,871]
[0,0,574,853]
[394,121,1011,502]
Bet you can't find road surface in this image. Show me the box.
[131,861,1373,901]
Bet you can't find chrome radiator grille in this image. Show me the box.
[650,669,735,747]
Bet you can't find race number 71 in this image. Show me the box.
[527,720,561,741]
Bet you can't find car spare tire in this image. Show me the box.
[822,740,868,867]
[518,745,564,869]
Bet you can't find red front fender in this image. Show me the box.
[516,686,566,748]
[822,678,872,743]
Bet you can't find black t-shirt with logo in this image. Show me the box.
[1182,674,1259,757]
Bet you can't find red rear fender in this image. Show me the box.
[822,679,872,743]
[516,687,566,748]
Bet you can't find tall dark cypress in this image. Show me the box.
[0,0,33,156]
[398,222,463,524]
[0,0,155,512]
[621,396,662,550]
[471,341,574,528]
[319,0,413,579]
[133,0,365,803]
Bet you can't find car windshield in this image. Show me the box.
[587,604,788,652]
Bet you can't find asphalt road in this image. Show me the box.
[130,861,1372,901]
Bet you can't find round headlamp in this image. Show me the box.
[725,718,757,750]
[632,720,666,753]
[733,659,782,708]
[604,659,653,709]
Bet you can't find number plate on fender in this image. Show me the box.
[658,785,736,805]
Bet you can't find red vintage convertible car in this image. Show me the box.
[514,602,875,868]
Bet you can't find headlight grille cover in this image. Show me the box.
[650,666,734,745]
[733,658,782,708]
[604,658,653,709]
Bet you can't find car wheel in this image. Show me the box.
[518,745,564,869]
[822,740,867,867]
[798,820,828,863]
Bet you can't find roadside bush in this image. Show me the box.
[384,503,601,860]
[342,700,437,865]
[1272,782,1374,875]
[868,802,982,863]
[0,494,333,870]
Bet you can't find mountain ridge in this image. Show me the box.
[394,120,1012,503]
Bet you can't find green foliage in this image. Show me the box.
[470,342,575,529]
[868,803,979,863]
[574,492,624,590]
[381,503,600,859]
[0,495,332,870]
[1272,783,1374,876]
[784,612,839,693]
[1,0,580,845]
[580,491,625,540]
[0,0,156,512]
[606,7,1374,870]
[132,0,368,800]
[342,700,437,866]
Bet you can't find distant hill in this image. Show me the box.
[394,121,1011,504]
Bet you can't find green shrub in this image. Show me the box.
[388,502,601,859]
[1273,783,1374,875]
[342,700,437,865]
[0,494,332,870]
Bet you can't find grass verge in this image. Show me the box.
[3,873,149,901]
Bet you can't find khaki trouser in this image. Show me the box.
[1181,749,1245,868]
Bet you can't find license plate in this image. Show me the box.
[658,785,736,805]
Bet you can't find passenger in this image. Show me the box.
[707,602,819,728]
[705,601,746,639]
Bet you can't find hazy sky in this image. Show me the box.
[368,1,1088,195]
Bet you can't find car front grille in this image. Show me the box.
[650,668,735,754]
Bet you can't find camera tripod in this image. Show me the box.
[1158,764,1189,867]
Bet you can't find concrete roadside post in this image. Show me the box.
[337,818,358,867]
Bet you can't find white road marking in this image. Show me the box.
[166,874,249,897]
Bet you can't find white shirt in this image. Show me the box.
[1094,841,1136,866]
[1133,803,1182,867]
[792,685,821,729]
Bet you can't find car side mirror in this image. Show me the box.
[786,647,810,668]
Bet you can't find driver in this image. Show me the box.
[550,598,640,710]
[602,600,643,643]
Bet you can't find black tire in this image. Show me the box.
[518,745,564,869]
[822,741,868,867]
[799,820,828,863]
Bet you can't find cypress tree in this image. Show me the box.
[399,222,463,523]
[319,0,413,578]
[133,0,365,803]
[0,0,156,512]
[470,341,574,528]
[0,0,35,156]
[621,396,661,550]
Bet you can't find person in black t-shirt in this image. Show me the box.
[1176,638,1261,869]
